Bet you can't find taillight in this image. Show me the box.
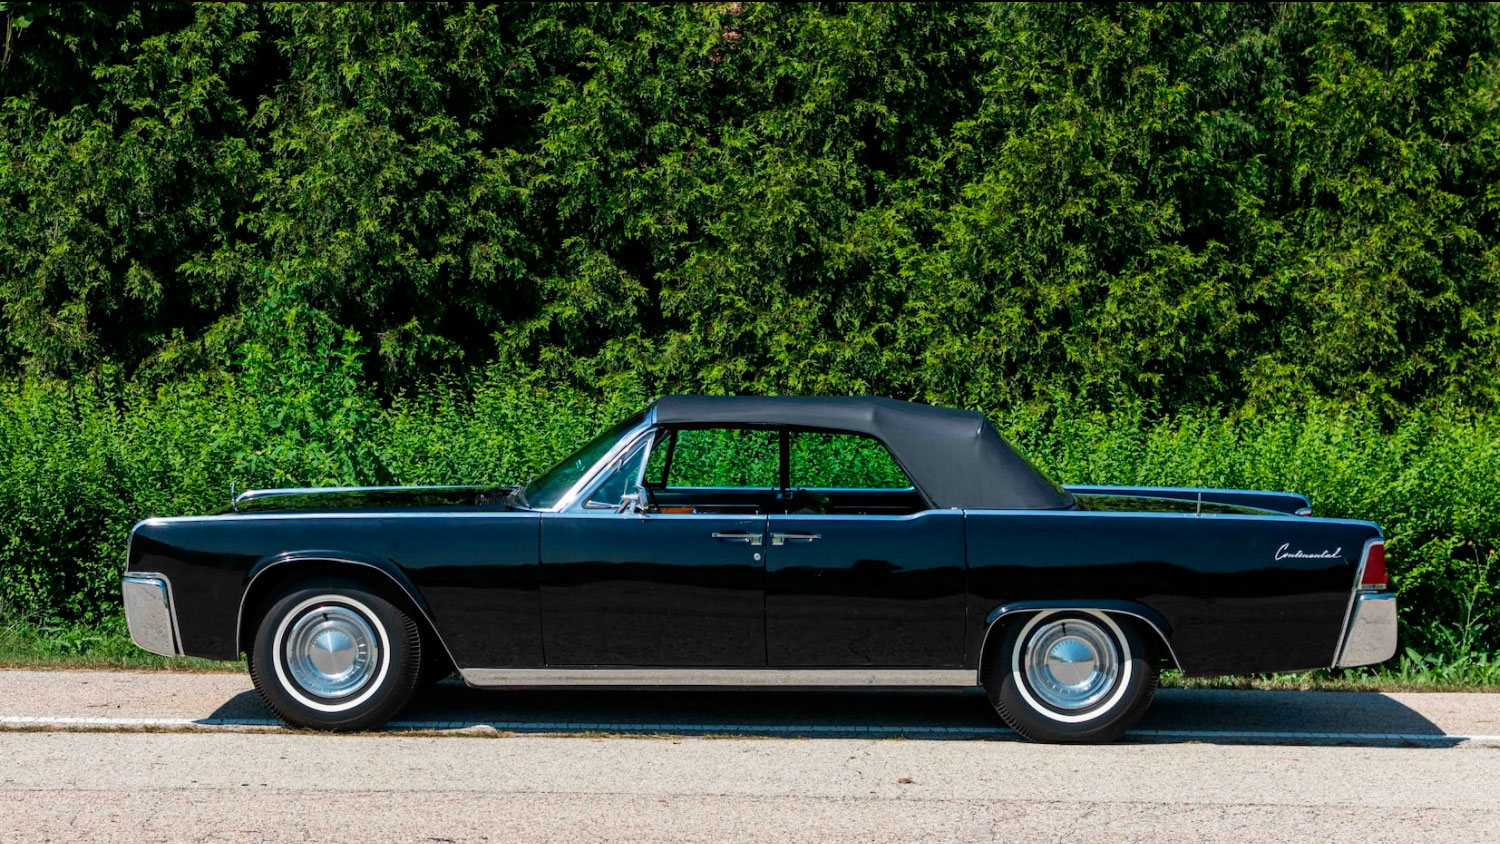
[1360,542,1387,590]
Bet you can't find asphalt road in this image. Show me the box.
[3,670,1500,842]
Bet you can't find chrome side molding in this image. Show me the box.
[458,667,975,689]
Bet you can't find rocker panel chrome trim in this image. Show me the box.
[458,668,974,688]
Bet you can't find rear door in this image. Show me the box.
[765,431,967,666]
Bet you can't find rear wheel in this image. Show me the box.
[249,577,422,731]
[985,611,1158,743]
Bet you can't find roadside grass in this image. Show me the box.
[3,620,1499,692]
[0,617,241,672]
[1161,668,1500,694]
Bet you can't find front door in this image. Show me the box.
[540,512,767,665]
[538,426,778,666]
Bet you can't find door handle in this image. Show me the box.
[712,531,764,546]
[771,532,822,545]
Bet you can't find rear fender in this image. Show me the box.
[977,599,1179,685]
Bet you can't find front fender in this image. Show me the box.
[235,551,439,656]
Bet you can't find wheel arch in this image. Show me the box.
[236,553,457,675]
[976,600,1180,685]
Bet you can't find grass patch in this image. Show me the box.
[0,616,241,672]
[1161,659,1500,693]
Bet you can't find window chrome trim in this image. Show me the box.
[567,428,659,513]
[546,412,659,513]
[121,572,182,657]
[458,667,974,688]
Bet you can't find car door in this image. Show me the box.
[538,427,775,666]
[765,431,967,666]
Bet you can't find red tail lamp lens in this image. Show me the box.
[1361,543,1387,590]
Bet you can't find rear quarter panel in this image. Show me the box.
[127,511,541,667]
[963,510,1382,675]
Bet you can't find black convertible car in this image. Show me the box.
[122,395,1396,742]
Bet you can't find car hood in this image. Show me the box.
[230,485,517,513]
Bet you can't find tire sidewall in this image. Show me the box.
[987,610,1157,743]
[250,578,421,731]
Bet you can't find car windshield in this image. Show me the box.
[515,411,646,510]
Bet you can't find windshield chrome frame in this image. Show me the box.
[540,408,659,513]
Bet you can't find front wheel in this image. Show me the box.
[249,577,423,731]
[985,611,1158,743]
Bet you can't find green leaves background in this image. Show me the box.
[2,3,1495,410]
[1,3,1499,663]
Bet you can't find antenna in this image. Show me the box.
[230,480,237,512]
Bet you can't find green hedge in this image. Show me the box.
[1,346,1495,663]
[2,3,1499,668]
[1,3,1497,411]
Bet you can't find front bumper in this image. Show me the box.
[1334,592,1398,668]
[121,572,181,657]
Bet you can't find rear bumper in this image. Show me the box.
[121,572,182,657]
[1334,592,1398,668]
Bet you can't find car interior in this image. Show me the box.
[585,426,929,516]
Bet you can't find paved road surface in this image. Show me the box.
[2,670,1499,842]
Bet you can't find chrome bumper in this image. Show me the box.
[121,572,181,657]
[1335,592,1397,668]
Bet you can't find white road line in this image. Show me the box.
[1,714,1497,743]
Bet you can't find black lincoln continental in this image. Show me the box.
[121,395,1396,742]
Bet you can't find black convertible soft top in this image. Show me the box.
[649,395,1071,510]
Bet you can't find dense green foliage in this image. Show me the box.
[2,2,1498,409]
[1,3,1499,669]
[0,347,1496,664]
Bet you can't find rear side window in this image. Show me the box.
[646,428,779,489]
[790,432,911,490]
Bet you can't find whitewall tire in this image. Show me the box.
[249,577,423,731]
[985,611,1158,743]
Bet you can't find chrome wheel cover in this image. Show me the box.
[283,604,379,699]
[1022,617,1120,711]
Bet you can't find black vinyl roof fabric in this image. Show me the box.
[649,395,1072,510]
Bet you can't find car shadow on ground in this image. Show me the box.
[202,682,1464,747]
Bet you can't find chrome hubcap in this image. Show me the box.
[1023,617,1120,710]
[284,605,378,699]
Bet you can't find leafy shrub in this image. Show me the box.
[1,345,1496,662]
[1,3,1496,411]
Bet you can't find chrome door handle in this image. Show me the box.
[771,532,822,545]
[712,531,764,546]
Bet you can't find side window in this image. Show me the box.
[790,432,911,490]
[643,429,671,487]
[653,428,778,489]
[584,439,650,508]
